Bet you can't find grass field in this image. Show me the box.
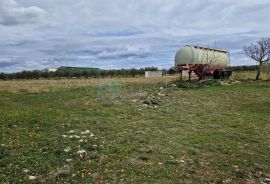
[0,75,270,183]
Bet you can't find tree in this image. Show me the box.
[243,38,270,80]
[168,67,176,75]
[0,73,7,80]
[129,68,137,77]
[138,68,145,76]
[145,67,158,71]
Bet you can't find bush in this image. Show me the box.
[171,79,221,89]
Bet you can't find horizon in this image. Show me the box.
[1,0,270,73]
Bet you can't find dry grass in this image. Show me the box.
[0,70,268,94]
[233,71,270,80]
[0,77,176,94]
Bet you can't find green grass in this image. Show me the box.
[0,79,270,183]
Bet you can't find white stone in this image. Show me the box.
[81,130,91,135]
[179,160,186,164]
[158,93,165,97]
[64,147,71,152]
[66,159,72,162]
[77,149,86,154]
[29,175,37,180]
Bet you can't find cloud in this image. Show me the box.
[0,0,46,26]
[0,60,19,67]
[0,0,269,72]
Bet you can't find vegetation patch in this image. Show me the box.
[170,79,221,89]
[0,78,269,183]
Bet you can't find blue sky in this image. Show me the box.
[0,0,270,72]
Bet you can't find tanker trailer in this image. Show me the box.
[175,45,232,80]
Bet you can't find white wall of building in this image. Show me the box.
[145,71,163,78]
[47,68,57,72]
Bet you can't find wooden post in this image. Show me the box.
[180,70,183,80]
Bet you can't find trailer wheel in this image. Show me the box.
[213,70,232,79]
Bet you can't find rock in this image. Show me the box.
[158,93,166,97]
[179,160,186,165]
[142,104,148,107]
[81,130,90,135]
[66,159,72,162]
[64,147,71,152]
[29,175,37,180]
[77,149,86,154]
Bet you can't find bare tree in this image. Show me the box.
[243,38,270,80]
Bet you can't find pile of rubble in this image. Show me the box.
[169,79,241,89]
[131,87,167,109]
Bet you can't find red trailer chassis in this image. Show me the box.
[176,64,232,80]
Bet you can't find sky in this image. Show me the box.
[0,0,270,73]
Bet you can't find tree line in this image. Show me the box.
[0,67,176,80]
[0,64,266,80]
[228,65,259,71]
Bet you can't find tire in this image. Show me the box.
[213,70,232,79]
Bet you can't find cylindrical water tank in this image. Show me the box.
[175,45,230,67]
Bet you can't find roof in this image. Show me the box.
[58,66,99,70]
[186,45,228,53]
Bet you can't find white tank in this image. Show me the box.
[175,45,230,67]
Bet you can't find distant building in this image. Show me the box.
[57,66,99,72]
[43,68,57,72]
[145,71,163,78]
[181,70,190,77]
[48,68,57,72]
